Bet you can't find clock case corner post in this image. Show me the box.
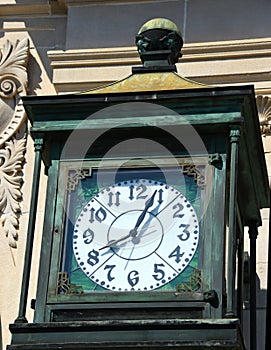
[202,154,227,319]
[15,135,45,324]
[33,142,63,323]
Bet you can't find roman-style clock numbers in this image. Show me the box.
[73,179,199,291]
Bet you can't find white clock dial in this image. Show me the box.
[73,179,199,291]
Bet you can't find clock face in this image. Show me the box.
[73,179,199,291]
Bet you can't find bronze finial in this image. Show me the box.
[135,18,183,70]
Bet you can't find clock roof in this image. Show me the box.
[79,71,208,95]
[79,17,207,95]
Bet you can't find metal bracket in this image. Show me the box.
[30,299,36,310]
[208,153,223,169]
[203,290,219,308]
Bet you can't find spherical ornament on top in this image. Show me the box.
[135,18,183,65]
[137,18,182,39]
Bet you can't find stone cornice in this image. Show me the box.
[48,47,140,68]
[183,38,271,61]
[49,40,271,73]
[59,0,162,6]
[0,1,66,17]
[0,0,173,14]
[49,37,271,66]
[48,37,271,94]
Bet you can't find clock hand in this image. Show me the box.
[129,190,157,236]
[132,227,157,244]
[100,190,157,251]
[99,233,131,250]
[100,226,155,251]
[124,245,135,270]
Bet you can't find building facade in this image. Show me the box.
[0,0,271,349]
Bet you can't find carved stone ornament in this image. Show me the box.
[0,38,29,145]
[0,130,26,248]
[0,38,29,248]
[256,95,271,135]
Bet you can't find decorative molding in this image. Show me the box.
[48,37,271,93]
[56,272,83,295]
[0,38,29,146]
[256,95,271,135]
[67,168,92,192]
[0,130,27,248]
[183,37,271,61]
[182,164,206,189]
[0,1,66,17]
[48,47,139,68]
[0,38,29,248]
[176,269,203,292]
[60,0,163,6]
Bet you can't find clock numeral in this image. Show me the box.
[172,203,185,219]
[136,183,148,200]
[108,191,120,207]
[89,208,95,223]
[128,183,149,201]
[152,263,165,281]
[130,183,161,204]
[157,189,164,204]
[129,185,134,200]
[178,224,190,241]
[83,228,94,244]
[168,245,184,263]
[104,264,116,282]
[127,270,139,287]
[89,207,107,224]
[87,249,99,266]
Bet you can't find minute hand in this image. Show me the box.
[100,190,157,251]
[132,190,157,231]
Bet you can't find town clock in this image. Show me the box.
[8,18,269,350]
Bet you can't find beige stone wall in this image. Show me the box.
[0,1,270,349]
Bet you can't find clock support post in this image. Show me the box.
[15,135,44,324]
[248,221,258,350]
[7,19,269,350]
[226,127,241,318]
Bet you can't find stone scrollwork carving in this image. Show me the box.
[0,131,26,248]
[0,38,29,247]
[256,95,271,135]
[0,38,29,145]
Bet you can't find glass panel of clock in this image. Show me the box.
[60,166,204,293]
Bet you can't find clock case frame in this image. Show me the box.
[19,85,268,334]
[47,156,212,320]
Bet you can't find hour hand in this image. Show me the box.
[99,233,131,251]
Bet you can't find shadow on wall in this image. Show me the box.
[0,316,2,350]
[27,53,43,96]
[242,267,267,350]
